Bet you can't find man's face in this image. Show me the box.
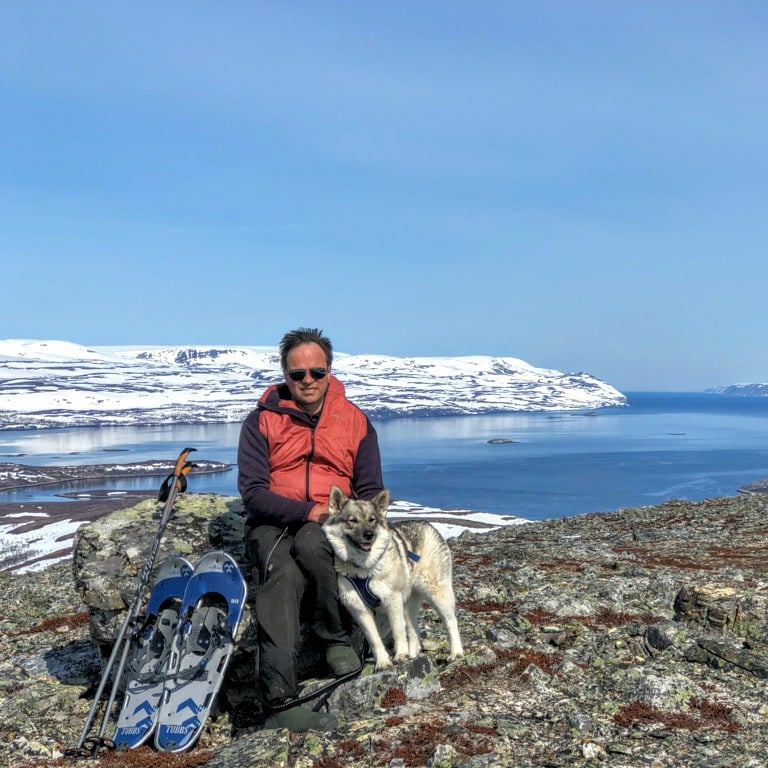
[283,342,331,415]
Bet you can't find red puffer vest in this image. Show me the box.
[257,375,370,503]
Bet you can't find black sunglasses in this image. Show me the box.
[286,367,328,382]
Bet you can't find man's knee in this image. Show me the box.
[247,526,305,592]
[292,522,334,570]
[246,524,285,562]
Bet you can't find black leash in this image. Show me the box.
[265,639,370,713]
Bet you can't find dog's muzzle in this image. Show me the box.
[355,528,376,551]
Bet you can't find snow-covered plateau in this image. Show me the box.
[706,383,768,396]
[0,339,627,430]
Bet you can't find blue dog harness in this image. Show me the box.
[345,574,381,609]
[345,550,420,610]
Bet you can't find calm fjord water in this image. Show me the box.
[3,392,768,521]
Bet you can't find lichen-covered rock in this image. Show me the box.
[71,493,247,652]
[3,492,768,766]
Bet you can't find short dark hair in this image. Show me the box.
[279,327,333,370]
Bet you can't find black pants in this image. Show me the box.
[246,521,349,706]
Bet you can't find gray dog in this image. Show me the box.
[323,486,464,671]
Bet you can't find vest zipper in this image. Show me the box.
[305,423,316,501]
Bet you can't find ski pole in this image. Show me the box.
[70,447,196,757]
[94,449,197,744]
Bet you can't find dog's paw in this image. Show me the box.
[393,651,410,664]
[374,657,393,671]
[407,643,422,658]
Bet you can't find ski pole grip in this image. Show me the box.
[157,448,197,502]
[173,447,196,476]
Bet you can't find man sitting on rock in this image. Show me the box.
[237,327,384,732]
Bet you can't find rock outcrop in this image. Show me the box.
[3,492,768,767]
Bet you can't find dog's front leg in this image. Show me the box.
[381,594,410,663]
[338,578,392,670]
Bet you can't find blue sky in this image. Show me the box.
[1,2,767,391]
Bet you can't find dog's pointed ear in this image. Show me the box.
[373,489,390,516]
[328,485,346,515]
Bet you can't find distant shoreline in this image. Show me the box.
[738,478,768,495]
[0,493,158,528]
[2,455,766,503]
[0,459,231,494]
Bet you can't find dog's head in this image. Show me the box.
[325,486,391,559]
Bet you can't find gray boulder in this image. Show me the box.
[72,493,248,657]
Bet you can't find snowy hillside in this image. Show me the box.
[0,339,627,429]
[706,383,768,396]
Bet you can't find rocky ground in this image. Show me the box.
[2,492,768,767]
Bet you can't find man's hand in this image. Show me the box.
[308,503,330,524]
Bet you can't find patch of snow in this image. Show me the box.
[0,517,82,573]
